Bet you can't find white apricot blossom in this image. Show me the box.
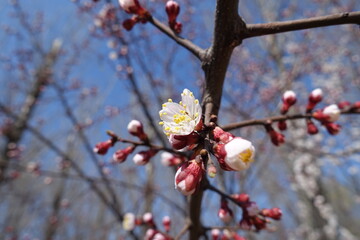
[159,89,202,136]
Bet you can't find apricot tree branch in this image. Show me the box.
[221,108,360,131]
[243,11,360,39]
[148,17,206,61]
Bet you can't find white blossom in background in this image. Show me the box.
[159,89,202,136]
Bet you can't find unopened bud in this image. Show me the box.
[211,228,220,240]
[174,160,204,196]
[165,0,180,23]
[112,145,135,163]
[93,140,114,155]
[119,0,148,16]
[324,122,341,135]
[127,120,148,142]
[307,88,323,112]
[122,18,138,31]
[232,193,250,203]
[281,90,297,114]
[212,127,234,143]
[307,119,318,135]
[133,149,158,165]
[277,120,287,131]
[246,202,260,217]
[218,200,233,223]
[162,216,171,232]
[161,152,184,166]
[143,212,155,226]
[265,125,285,146]
[338,101,351,109]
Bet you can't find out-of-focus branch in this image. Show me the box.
[222,108,360,131]
[243,11,360,39]
[148,17,206,61]
[0,39,62,181]
[52,82,123,217]
[0,104,128,226]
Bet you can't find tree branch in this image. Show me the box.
[221,108,360,131]
[243,11,360,39]
[148,17,206,61]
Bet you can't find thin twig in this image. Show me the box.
[221,108,360,131]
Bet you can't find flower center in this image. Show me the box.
[238,149,253,163]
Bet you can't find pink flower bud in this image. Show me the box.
[313,104,340,123]
[128,120,148,141]
[211,228,220,240]
[160,152,184,166]
[352,101,360,110]
[119,0,148,16]
[165,1,180,23]
[143,212,155,226]
[218,200,233,223]
[246,202,260,217]
[337,101,351,109]
[123,212,136,231]
[133,149,158,165]
[27,161,40,173]
[262,207,282,220]
[306,88,323,112]
[174,160,204,196]
[232,193,250,203]
[324,122,341,135]
[162,216,171,232]
[213,137,255,171]
[266,125,285,146]
[212,127,234,143]
[169,132,199,150]
[253,217,267,231]
[307,120,318,135]
[113,145,135,163]
[144,228,157,240]
[153,233,167,240]
[281,90,297,114]
[93,140,114,155]
[277,120,287,131]
[122,18,138,31]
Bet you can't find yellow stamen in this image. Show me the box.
[194,99,199,104]
[159,121,164,125]
[239,149,254,163]
[168,99,173,102]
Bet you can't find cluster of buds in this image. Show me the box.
[235,194,282,232]
[165,1,182,34]
[118,0,150,31]
[211,228,246,240]
[122,212,172,239]
[265,88,360,145]
[312,104,341,135]
[94,120,159,166]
